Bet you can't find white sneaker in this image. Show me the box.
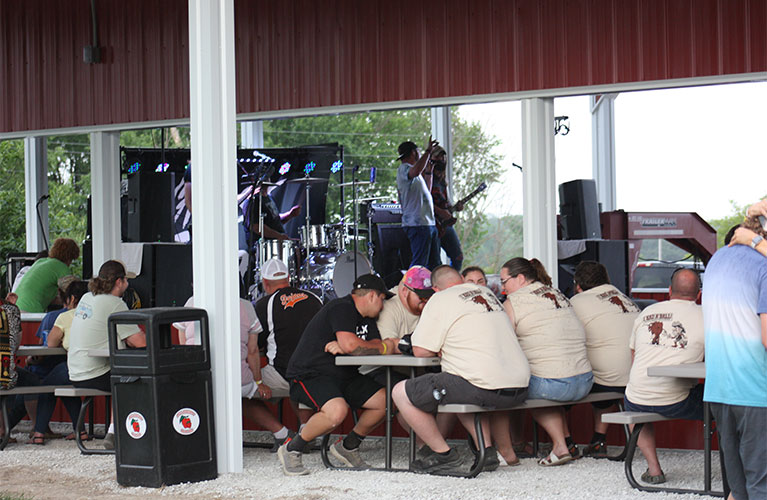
[277,442,310,476]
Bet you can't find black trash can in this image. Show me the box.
[107,307,217,487]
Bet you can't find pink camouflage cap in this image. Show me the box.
[402,266,435,299]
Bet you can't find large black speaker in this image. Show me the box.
[126,171,176,243]
[559,179,601,240]
[558,239,629,297]
[129,243,193,308]
[371,223,412,289]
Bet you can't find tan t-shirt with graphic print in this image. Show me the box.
[570,284,639,387]
[411,283,530,390]
[377,287,420,341]
[506,282,591,379]
[625,299,704,406]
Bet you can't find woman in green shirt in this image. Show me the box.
[15,238,80,312]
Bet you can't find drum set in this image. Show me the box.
[250,176,374,302]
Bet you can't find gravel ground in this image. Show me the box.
[1,423,723,500]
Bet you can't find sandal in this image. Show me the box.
[538,450,573,466]
[31,433,45,445]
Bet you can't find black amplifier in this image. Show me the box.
[368,203,402,224]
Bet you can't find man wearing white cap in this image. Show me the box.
[253,259,322,442]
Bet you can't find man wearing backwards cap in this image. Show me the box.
[396,137,441,270]
[279,274,396,476]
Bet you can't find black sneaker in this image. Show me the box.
[470,446,500,472]
[568,443,581,460]
[582,440,608,458]
[410,448,464,475]
[416,445,434,460]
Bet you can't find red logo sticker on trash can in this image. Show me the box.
[126,412,147,439]
[173,408,200,435]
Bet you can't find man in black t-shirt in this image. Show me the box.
[277,274,397,476]
[254,259,322,427]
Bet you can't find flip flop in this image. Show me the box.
[538,450,573,467]
[31,434,45,445]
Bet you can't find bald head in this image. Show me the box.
[669,269,701,301]
[431,265,463,290]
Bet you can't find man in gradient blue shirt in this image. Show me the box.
[703,216,767,500]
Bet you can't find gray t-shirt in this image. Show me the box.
[396,162,435,227]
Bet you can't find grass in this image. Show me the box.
[0,493,32,500]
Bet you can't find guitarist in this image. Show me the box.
[430,146,464,270]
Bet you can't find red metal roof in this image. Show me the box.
[2,0,766,134]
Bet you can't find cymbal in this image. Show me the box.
[286,177,329,185]
[335,181,371,187]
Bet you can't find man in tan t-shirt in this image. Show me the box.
[377,266,434,346]
[392,266,530,475]
[570,261,640,457]
[624,268,704,484]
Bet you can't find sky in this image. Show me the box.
[458,81,767,222]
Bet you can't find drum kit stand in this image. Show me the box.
[247,167,376,303]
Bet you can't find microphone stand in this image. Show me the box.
[36,195,50,252]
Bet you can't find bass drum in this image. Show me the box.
[299,251,372,302]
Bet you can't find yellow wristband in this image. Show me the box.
[381,343,387,355]
[255,380,263,386]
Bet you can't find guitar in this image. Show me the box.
[435,182,487,237]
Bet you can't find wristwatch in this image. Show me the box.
[750,235,764,248]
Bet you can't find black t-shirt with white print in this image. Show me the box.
[286,295,380,381]
[255,286,322,379]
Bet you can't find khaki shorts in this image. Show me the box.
[241,364,290,399]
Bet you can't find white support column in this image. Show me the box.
[521,98,558,287]
[189,0,242,473]
[24,137,49,252]
[591,94,617,212]
[240,121,264,149]
[430,106,454,200]
[89,132,121,273]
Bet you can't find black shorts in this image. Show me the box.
[290,374,383,412]
[590,382,625,409]
[405,372,528,414]
[73,371,111,393]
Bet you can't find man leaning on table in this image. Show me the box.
[623,268,704,485]
[278,274,395,476]
[703,211,767,500]
[392,265,530,475]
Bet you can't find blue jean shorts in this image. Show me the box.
[624,384,704,420]
[528,372,593,401]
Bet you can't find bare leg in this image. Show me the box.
[299,398,348,441]
[351,388,386,437]
[633,423,662,476]
[592,404,616,435]
[392,381,449,453]
[491,411,518,464]
[456,413,492,448]
[242,399,283,434]
[289,399,313,425]
[531,408,569,457]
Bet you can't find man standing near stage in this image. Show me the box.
[396,138,440,270]
[430,146,464,270]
